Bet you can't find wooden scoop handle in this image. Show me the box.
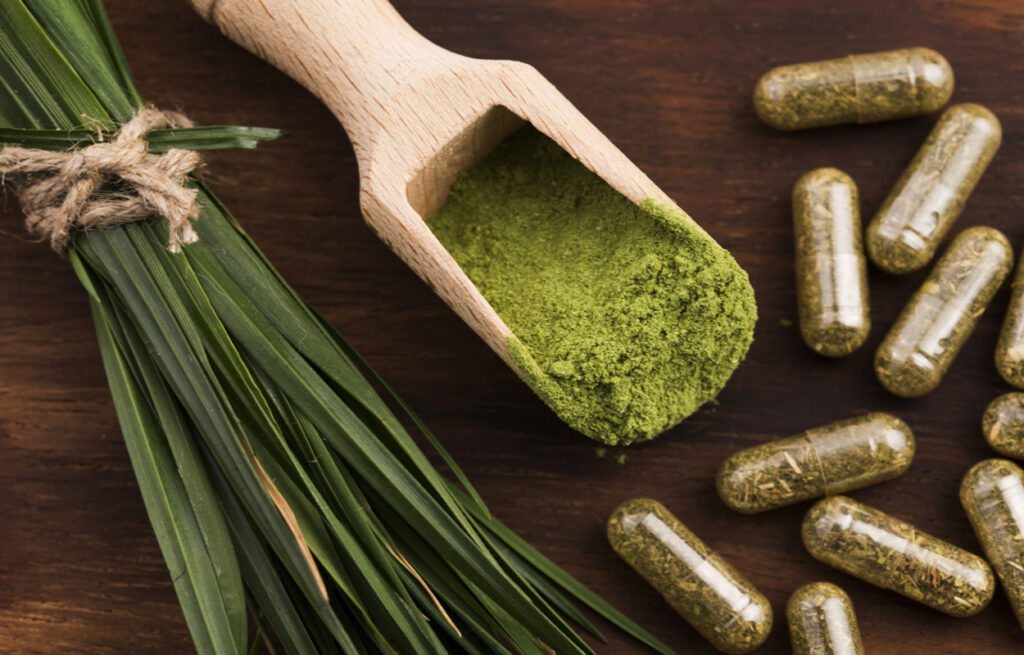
[189,0,459,156]
[189,0,673,371]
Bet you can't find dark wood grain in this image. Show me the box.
[2,1,1024,653]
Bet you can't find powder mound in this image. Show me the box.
[429,126,757,445]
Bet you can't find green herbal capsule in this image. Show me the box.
[875,226,1012,397]
[787,582,864,655]
[608,498,772,654]
[996,255,1024,388]
[717,413,914,514]
[793,168,870,357]
[802,496,995,617]
[754,47,953,131]
[960,459,1024,629]
[866,104,1001,274]
[983,393,1024,459]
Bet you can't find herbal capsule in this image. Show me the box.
[960,459,1024,629]
[754,47,953,130]
[793,168,870,357]
[717,413,914,514]
[866,104,1001,274]
[996,255,1024,388]
[875,226,1012,397]
[608,498,772,654]
[802,496,995,617]
[787,582,864,655]
[983,393,1024,459]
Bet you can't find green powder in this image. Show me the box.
[428,126,756,445]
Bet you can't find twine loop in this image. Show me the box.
[0,106,203,253]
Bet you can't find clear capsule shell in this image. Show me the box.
[996,253,1024,388]
[787,582,864,655]
[866,103,1002,274]
[875,226,1012,397]
[983,393,1024,460]
[608,498,772,654]
[960,459,1024,629]
[717,413,914,514]
[793,168,870,356]
[754,47,953,130]
[802,496,995,617]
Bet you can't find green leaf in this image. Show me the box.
[145,125,285,151]
[0,124,284,152]
[90,293,245,655]
[116,313,248,654]
[0,0,111,130]
[78,224,334,631]
[81,0,143,109]
[22,0,138,119]
[214,466,352,655]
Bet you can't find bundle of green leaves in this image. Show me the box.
[0,1,672,654]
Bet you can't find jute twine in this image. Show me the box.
[0,106,203,254]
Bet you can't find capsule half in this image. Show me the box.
[866,103,1002,274]
[608,498,773,654]
[793,168,870,357]
[960,459,1024,629]
[802,496,994,617]
[996,253,1024,388]
[875,226,1012,397]
[755,47,953,131]
[717,413,914,513]
[787,582,864,655]
[983,393,1024,460]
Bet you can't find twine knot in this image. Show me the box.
[0,106,203,253]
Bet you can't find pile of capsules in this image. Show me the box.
[607,48,1024,654]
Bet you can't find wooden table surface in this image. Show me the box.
[3,0,1024,653]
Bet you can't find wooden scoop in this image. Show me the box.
[189,0,709,372]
